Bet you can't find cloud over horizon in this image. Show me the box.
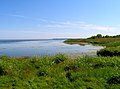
[1,14,47,22]
[44,21,118,31]
[0,13,120,39]
[1,13,118,32]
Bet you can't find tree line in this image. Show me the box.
[89,34,120,39]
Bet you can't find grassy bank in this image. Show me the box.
[64,38,120,47]
[64,34,120,57]
[0,54,120,89]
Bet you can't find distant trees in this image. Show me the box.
[89,34,120,39]
[89,34,103,39]
[96,34,102,38]
[104,35,110,38]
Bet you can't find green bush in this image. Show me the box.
[53,54,67,64]
[0,66,5,75]
[97,46,120,56]
[107,75,120,84]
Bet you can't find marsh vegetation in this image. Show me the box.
[0,54,120,89]
[64,34,120,57]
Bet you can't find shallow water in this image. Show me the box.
[0,39,103,56]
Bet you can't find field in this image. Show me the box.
[0,55,120,89]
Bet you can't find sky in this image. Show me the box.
[0,0,120,39]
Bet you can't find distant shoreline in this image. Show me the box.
[0,39,67,43]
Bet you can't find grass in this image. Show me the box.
[0,54,120,89]
[64,36,120,57]
[64,38,120,46]
[97,46,120,57]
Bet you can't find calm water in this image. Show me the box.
[0,39,103,56]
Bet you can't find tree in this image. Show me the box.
[96,34,102,38]
[105,35,110,38]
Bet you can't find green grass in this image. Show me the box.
[0,54,120,89]
[64,38,120,46]
[64,37,120,57]
[64,39,88,45]
[97,46,120,57]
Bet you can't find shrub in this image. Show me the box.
[107,75,120,84]
[93,63,105,68]
[0,66,4,75]
[66,72,74,82]
[97,46,120,56]
[53,54,67,64]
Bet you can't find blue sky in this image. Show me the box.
[0,0,120,39]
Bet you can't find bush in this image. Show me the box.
[53,54,67,64]
[66,72,75,82]
[97,46,120,56]
[0,66,4,75]
[107,75,120,84]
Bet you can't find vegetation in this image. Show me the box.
[97,46,120,57]
[64,34,120,56]
[1,34,120,88]
[0,54,120,89]
[88,34,120,39]
[64,34,120,46]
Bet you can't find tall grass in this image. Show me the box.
[0,55,120,88]
[64,38,120,46]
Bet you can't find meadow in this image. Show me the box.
[0,54,120,89]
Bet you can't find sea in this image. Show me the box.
[0,39,103,57]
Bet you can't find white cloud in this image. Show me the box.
[1,13,119,38]
[4,13,117,31]
[3,14,47,22]
[0,31,82,39]
[79,23,117,31]
[9,14,25,18]
[1,13,118,31]
[38,18,47,22]
[43,21,118,31]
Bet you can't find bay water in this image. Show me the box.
[0,39,103,57]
